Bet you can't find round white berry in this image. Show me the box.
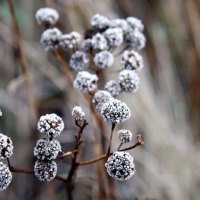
[0,133,13,160]
[117,129,132,144]
[0,162,12,191]
[105,151,135,181]
[92,90,113,112]
[100,98,131,124]
[94,51,114,69]
[37,113,64,139]
[118,70,140,93]
[34,138,61,161]
[69,51,89,71]
[73,71,98,94]
[121,50,143,71]
[40,28,62,51]
[105,80,121,97]
[35,7,59,26]
[34,160,57,181]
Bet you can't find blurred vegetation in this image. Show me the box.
[0,0,200,200]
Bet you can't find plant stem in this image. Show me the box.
[117,142,123,151]
[107,124,116,156]
[65,120,88,200]
[78,154,107,166]
[7,0,38,121]
[52,50,73,82]
[6,158,66,182]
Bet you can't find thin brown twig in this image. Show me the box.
[107,124,116,156]
[117,142,123,151]
[78,154,107,166]
[66,120,88,200]
[52,50,73,82]
[7,158,66,182]
[7,0,38,121]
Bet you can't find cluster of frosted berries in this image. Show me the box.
[72,106,86,126]
[34,113,64,181]
[105,80,121,97]
[94,51,114,69]
[0,133,13,190]
[105,151,135,181]
[117,129,132,144]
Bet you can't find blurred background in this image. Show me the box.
[0,0,200,199]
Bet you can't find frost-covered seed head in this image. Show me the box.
[73,71,98,93]
[94,51,114,69]
[92,90,112,112]
[40,28,62,51]
[105,80,121,97]
[104,28,123,47]
[105,151,135,181]
[35,7,59,26]
[110,19,129,34]
[72,106,86,126]
[126,17,144,31]
[59,32,81,50]
[37,113,64,139]
[0,162,12,191]
[91,33,108,52]
[121,50,143,71]
[0,133,13,160]
[91,14,110,30]
[69,51,89,71]
[100,98,131,124]
[117,129,132,144]
[34,138,61,161]
[34,160,57,181]
[118,70,140,93]
[125,30,146,51]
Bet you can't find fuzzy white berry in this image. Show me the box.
[125,30,146,51]
[105,80,121,97]
[91,14,110,30]
[34,138,61,161]
[121,50,143,71]
[126,17,144,32]
[40,28,62,51]
[73,71,98,93]
[35,7,59,26]
[0,133,13,160]
[118,70,140,93]
[37,113,64,139]
[104,28,123,47]
[34,160,57,181]
[0,162,12,191]
[72,106,86,126]
[105,151,135,181]
[69,51,89,71]
[92,90,112,112]
[94,51,114,69]
[117,129,132,144]
[100,98,131,124]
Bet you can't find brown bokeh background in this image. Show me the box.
[0,0,200,199]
